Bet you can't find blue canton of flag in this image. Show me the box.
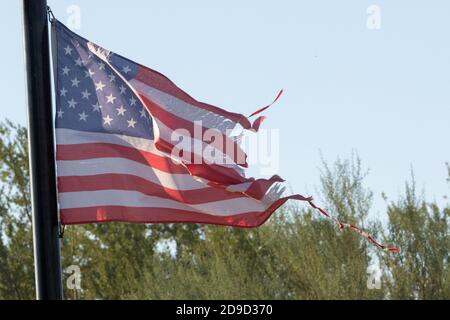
[54,22,153,140]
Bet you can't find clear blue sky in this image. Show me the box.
[2,0,449,218]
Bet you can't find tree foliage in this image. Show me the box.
[0,121,448,299]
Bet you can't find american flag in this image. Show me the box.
[53,20,307,227]
[52,20,398,251]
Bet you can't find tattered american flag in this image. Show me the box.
[53,20,398,252]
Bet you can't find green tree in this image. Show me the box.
[265,155,382,299]
[133,154,382,299]
[61,223,157,299]
[0,121,34,299]
[1,120,449,300]
[379,176,449,299]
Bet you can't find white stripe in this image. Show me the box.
[130,79,237,133]
[57,157,206,191]
[155,118,245,170]
[58,189,272,216]
[56,128,159,154]
[57,126,245,170]
[226,182,253,193]
[55,128,245,185]
[56,128,189,167]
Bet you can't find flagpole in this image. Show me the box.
[22,0,63,300]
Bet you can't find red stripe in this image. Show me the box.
[134,66,252,129]
[56,143,187,174]
[153,138,249,184]
[249,89,283,117]
[139,94,248,167]
[185,163,247,186]
[60,197,291,227]
[251,116,267,132]
[151,140,284,198]
[244,175,285,200]
[57,174,247,204]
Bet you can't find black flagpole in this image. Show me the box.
[22,0,63,300]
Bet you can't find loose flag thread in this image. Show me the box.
[307,200,399,252]
[249,89,284,117]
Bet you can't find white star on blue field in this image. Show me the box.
[55,22,153,141]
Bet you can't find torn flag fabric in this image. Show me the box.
[52,20,398,252]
